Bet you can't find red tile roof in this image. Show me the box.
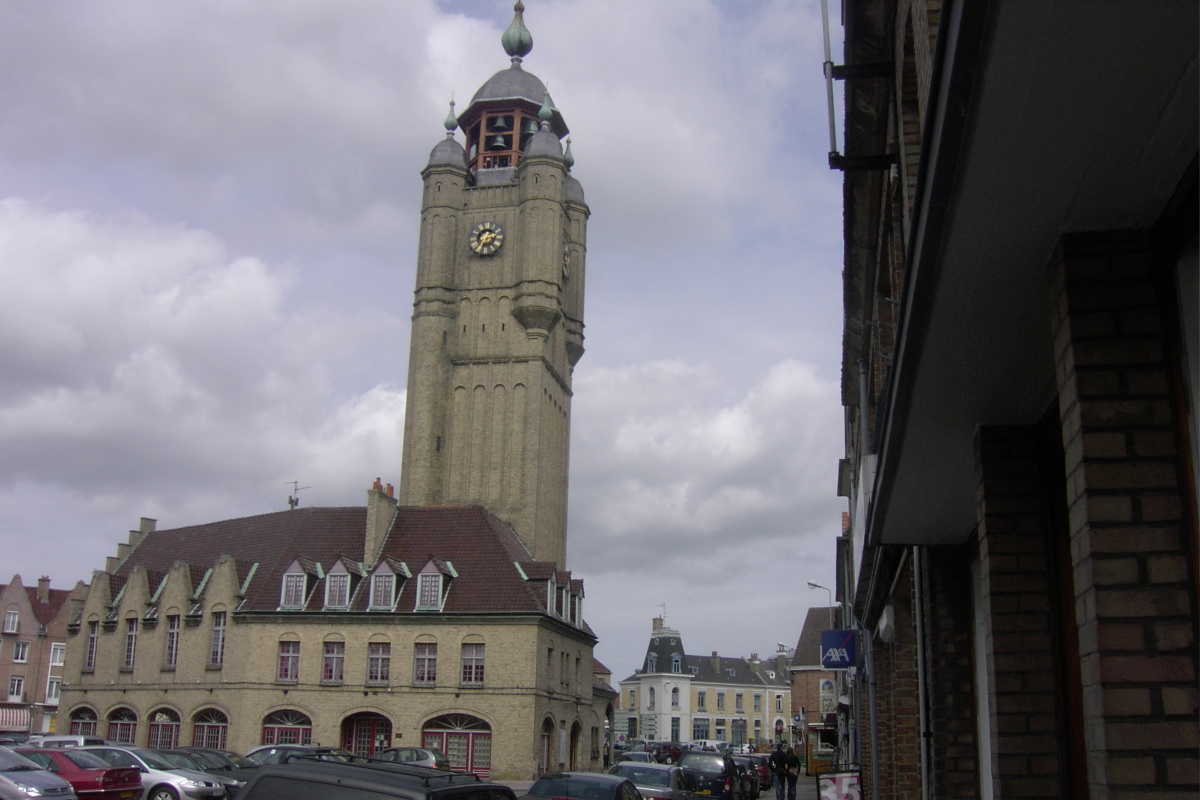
[109,505,572,618]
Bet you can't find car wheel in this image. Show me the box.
[663,755,674,764]
[148,786,180,800]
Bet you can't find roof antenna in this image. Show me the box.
[286,481,311,510]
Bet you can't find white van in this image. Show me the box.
[25,734,108,748]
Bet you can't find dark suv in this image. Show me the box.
[678,751,744,800]
[235,760,517,800]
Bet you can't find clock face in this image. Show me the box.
[469,221,504,255]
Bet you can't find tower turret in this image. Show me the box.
[399,2,588,569]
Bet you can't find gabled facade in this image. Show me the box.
[60,485,608,777]
[787,607,840,773]
[0,575,88,736]
[834,1,1197,798]
[616,617,791,750]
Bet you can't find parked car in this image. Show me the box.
[677,751,744,800]
[729,758,758,800]
[0,746,77,799]
[607,761,694,800]
[617,752,655,764]
[367,747,451,770]
[243,745,360,765]
[167,750,255,775]
[14,748,142,800]
[153,751,245,797]
[234,760,512,800]
[650,743,684,764]
[735,755,771,790]
[521,772,642,800]
[81,747,224,800]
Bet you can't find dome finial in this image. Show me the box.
[444,99,458,137]
[563,137,574,169]
[501,2,533,64]
[538,90,553,127]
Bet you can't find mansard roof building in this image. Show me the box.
[615,617,792,750]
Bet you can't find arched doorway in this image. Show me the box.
[261,710,313,745]
[539,717,555,774]
[423,714,492,777]
[342,712,392,757]
[69,707,97,736]
[569,721,581,771]
[192,709,229,749]
[146,708,180,749]
[106,707,137,744]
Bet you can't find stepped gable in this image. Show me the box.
[379,505,547,613]
[1,581,76,627]
[110,507,366,611]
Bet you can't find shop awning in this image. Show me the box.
[0,705,30,732]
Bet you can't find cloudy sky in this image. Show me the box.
[0,0,845,684]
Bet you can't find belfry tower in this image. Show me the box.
[399,3,588,569]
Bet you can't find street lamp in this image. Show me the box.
[807,581,834,629]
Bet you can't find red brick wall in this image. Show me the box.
[1049,230,1199,798]
[868,561,922,800]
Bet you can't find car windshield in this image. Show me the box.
[0,749,38,771]
[160,753,200,769]
[613,766,669,787]
[218,752,256,769]
[130,749,178,771]
[529,775,616,800]
[62,751,111,769]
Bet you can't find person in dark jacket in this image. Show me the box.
[767,742,789,800]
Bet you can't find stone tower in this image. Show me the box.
[399,2,587,570]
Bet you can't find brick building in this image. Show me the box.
[58,3,614,779]
[0,575,88,737]
[788,607,839,773]
[834,1,1197,798]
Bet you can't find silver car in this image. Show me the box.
[608,761,696,800]
[82,746,224,800]
[0,747,76,799]
[367,747,451,770]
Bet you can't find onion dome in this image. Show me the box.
[501,2,533,61]
[428,99,467,168]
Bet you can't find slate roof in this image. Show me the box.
[792,608,829,669]
[107,504,572,618]
[633,626,789,688]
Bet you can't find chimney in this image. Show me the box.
[710,651,720,672]
[652,616,664,632]
[36,576,50,603]
[365,479,398,563]
[776,652,788,674]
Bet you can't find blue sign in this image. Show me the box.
[820,630,857,669]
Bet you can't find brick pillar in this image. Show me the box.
[975,424,1065,799]
[872,561,921,800]
[926,544,979,798]
[1050,230,1199,799]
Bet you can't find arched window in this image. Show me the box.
[671,687,680,708]
[261,710,313,746]
[69,707,97,736]
[106,707,137,744]
[147,708,180,749]
[192,708,229,749]
[423,714,492,778]
[648,687,656,709]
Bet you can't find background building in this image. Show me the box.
[788,607,839,774]
[616,617,791,751]
[0,576,87,738]
[835,1,1197,798]
[59,4,612,779]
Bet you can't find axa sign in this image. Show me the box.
[819,630,857,669]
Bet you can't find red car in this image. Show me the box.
[16,748,143,800]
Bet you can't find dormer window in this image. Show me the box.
[281,573,306,609]
[417,574,442,611]
[672,655,682,673]
[324,574,349,609]
[647,655,657,673]
[370,573,395,610]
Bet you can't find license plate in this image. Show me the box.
[697,791,711,795]
[119,793,136,799]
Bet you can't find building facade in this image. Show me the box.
[58,4,611,780]
[834,1,1197,798]
[0,576,87,737]
[788,607,840,773]
[616,618,791,751]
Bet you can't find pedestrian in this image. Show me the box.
[781,745,800,800]
[767,741,788,800]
